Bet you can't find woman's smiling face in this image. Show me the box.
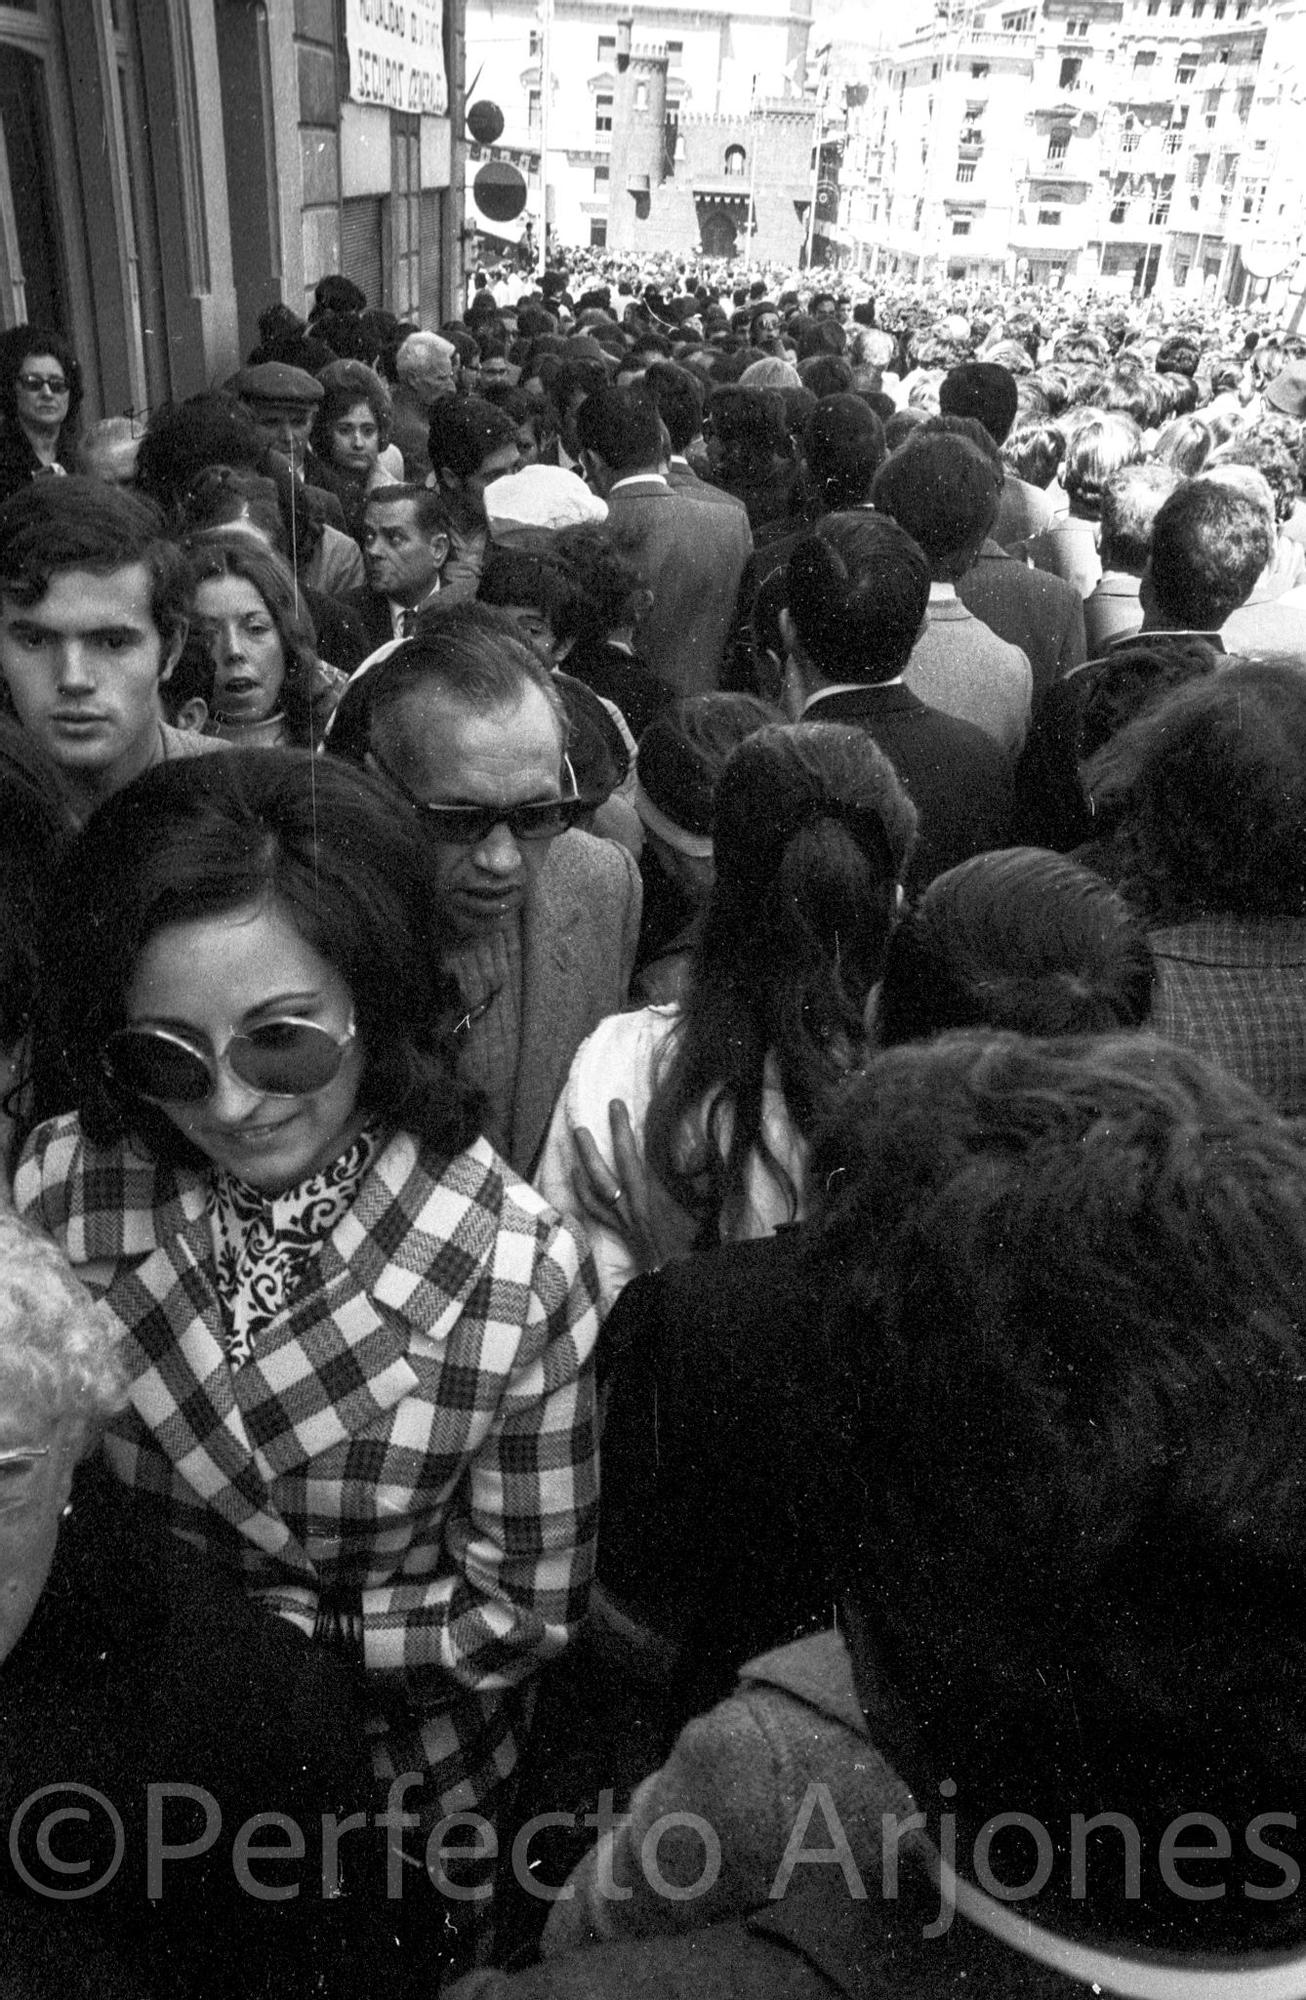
[124,900,366,1193]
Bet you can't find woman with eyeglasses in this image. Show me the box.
[11,750,601,1963]
[0,325,83,506]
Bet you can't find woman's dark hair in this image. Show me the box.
[875,847,1155,1047]
[707,385,790,472]
[644,722,917,1238]
[1084,661,1306,921]
[17,751,482,1169]
[476,545,575,631]
[0,324,84,435]
[0,719,71,1052]
[135,394,266,515]
[185,532,328,748]
[311,360,393,462]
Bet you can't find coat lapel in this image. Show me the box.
[511,846,585,1174]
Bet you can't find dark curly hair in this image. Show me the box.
[1083,661,1306,921]
[15,751,483,1170]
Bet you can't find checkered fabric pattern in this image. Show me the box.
[1149,918,1306,1121]
[15,1121,602,1817]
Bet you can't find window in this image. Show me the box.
[1163,128,1183,151]
[529,28,540,55]
[593,163,609,192]
[1134,47,1157,66]
[1047,131,1070,162]
[1170,0,1182,11]
[1111,198,1128,220]
[1149,180,1172,222]
[914,197,924,228]
[1192,0,1204,11]
[1214,0,1226,15]
[1059,55,1082,87]
[1236,1,1249,14]
[971,60,990,76]
[952,216,972,234]
[1236,83,1253,117]
[1038,207,1062,224]
[724,143,745,176]
[956,159,976,181]
[590,219,607,247]
[1147,0,1160,12]
[665,38,682,58]
[528,88,541,131]
[1187,150,1208,182]
[635,80,648,108]
[595,94,613,135]
[1177,58,1197,81]
[597,34,615,58]
[1122,128,1141,150]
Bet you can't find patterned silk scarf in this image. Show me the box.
[207,1127,381,1367]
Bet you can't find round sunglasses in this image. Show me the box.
[103,1017,356,1105]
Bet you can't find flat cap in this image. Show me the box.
[227,362,324,407]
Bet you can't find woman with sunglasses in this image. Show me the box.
[0,325,83,506]
[11,750,601,1960]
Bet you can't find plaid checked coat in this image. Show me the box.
[15,1117,602,1819]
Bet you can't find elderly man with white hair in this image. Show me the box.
[390,329,459,483]
[0,1210,401,1992]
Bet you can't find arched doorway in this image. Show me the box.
[699,207,737,258]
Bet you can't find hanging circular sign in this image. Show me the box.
[473,161,528,223]
[467,99,506,146]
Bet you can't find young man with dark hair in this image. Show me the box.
[426,397,522,599]
[0,478,224,821]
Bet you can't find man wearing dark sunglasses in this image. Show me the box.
[328,604,640,1176]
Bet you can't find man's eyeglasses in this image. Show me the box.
[17,374,69,395]
[369,750,593,844]
[102,1018,356,1105]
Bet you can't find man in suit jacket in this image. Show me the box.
[329,604,640,1175]
[337,484,452,671]
[958,538,1086,712]
[577,385,752,698]
[641,360,752,518]
[874,431,1033,757]
[939,359,1053,549]
[780,513,1012,891]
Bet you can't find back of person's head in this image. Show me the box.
[1001,421,1064,489]
[1150,412,1212,477]
[1085,659,1306,920]
[872,432,1000,576]
[1209,433,1301,526]
[801,395,886,512]
[1145,476,1272,628]
[20,749,480,1166]
[573,385,662,473]
[1098,462,1183,575]
[135,394,264,514]
[326,600,565,777]
[785,511,929,683]
[707,384,788,466]
[875,847,1155,1046]
[1155,333,1201,379]
[426,395,517,477]
[809,1027,1306,1945]
[646,721,916,1227]
[1062,410,1143,517]
[640,362,704,454]
[550,523,646,645]
[476,543,574,632]
[797,354,854,400]
[0,476,188,652]
[939,361,1020,445]
[311,274,367,319]
[633,692,776,866]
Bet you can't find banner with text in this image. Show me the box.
[345,0,447,117]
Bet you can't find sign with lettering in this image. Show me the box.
[344,0,447,116]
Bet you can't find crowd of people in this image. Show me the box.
[1,254,1306,1997]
